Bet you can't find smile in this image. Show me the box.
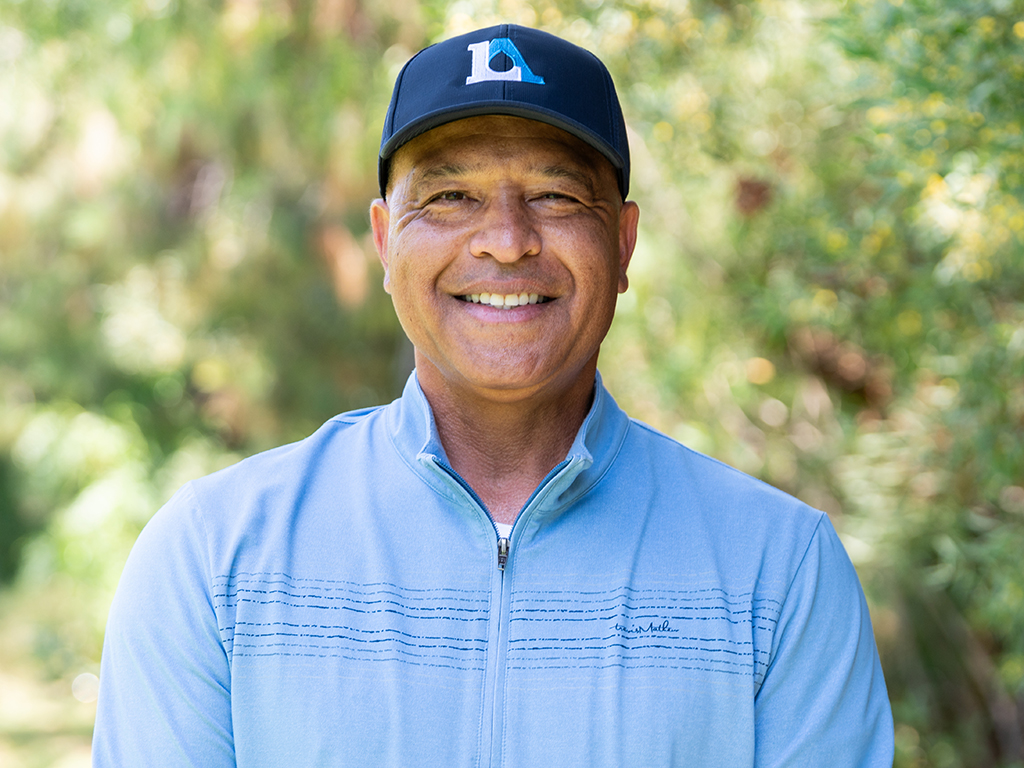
[458,292,552,309]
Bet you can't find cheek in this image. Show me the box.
[385,229,458,309]
[547,228,622,291]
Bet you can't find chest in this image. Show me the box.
[215,536,774,767]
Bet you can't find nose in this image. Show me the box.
[469,193,542,263]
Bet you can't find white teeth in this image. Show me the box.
[463,292,547,308]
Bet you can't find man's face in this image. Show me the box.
[370,115,639,403]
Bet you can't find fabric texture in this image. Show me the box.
[93,372,894,767]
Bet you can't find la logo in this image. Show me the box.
[465,38,545,85]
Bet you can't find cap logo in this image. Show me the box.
[465,38,545,85]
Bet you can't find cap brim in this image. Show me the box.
[378,104,627,199]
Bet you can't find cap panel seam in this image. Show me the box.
[583,47,619,151]
[387,51,419,135]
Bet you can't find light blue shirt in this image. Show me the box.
[94,372,894,766]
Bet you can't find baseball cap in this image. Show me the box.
[378,24,630,199]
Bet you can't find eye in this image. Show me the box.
[534,191,582,206]
[434,191,468,202]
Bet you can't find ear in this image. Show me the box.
[369,198,392,294]
[616,201,640,294]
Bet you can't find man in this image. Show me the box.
[94,24,894,766]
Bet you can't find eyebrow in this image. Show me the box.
[539,164,597,196]
[414,163,470,183]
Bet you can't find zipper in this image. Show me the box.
[432,456,574,567]
[431,456,514,569]
[428,456,581,768]
[488,544,508,768]
[497,537,509,570]
[427,457,508,766]
[428,454,579,768]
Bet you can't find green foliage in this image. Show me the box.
[1,0,1022,764]
[0,0,417,708]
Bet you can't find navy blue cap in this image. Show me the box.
[378,24,630,199]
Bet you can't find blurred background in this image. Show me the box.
[0,0,1022,765]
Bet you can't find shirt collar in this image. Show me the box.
[385,369,630,520]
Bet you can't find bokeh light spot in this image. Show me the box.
[746,357,776,385]
[72,673,99,703]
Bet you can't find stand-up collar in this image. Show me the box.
[385,370,630,521]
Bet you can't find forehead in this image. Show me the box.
[388,115,617,194]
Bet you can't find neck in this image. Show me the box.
[416,359,597,526]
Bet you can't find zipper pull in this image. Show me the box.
[497,537,509,570]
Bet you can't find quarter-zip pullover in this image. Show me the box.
[94,372,894,767]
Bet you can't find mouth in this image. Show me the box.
[456,292,553,310]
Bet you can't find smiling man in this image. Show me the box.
[371,114,638,527]
[94,25,894,767]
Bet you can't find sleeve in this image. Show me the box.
[92,483,235,767]
[754,515,894,768]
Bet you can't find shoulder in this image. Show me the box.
[622,417,820,517]
[192,404,388,496]
[612,417,829,574]
[142,404,392,554]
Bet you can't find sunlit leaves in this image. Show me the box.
[0,0,1022,763]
